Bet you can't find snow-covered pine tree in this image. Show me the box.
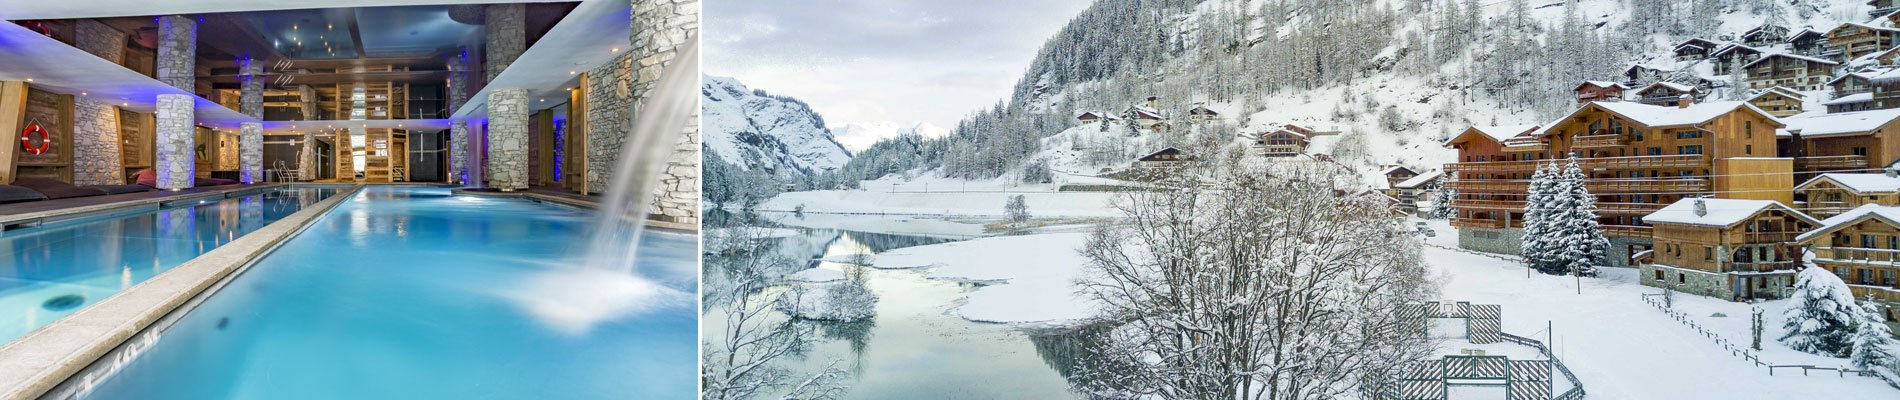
[1554,155,1606,276]
[1428,175,1457,220]
[1850,295,1896,371]
[1780,265,1861,357]
[1520,161,1558,273]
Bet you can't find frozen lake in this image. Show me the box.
[703,218,1085,399]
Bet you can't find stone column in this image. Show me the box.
[154,94,195,189]
[155,15,196,92]
[484,5,525,84]
[71,99,123,185]
[300,130,315,180]
[238,58,263,184]
[632,0,700,223]
[448,48,472,114]
[486,89,529,190]
[450,120,468,185]
[239,122,261,184]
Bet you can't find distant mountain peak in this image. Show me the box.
[702,75,852,178]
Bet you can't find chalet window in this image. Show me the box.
[1654,270,1665,281]
[1865,234,1878,248]
[1705,247,1713,261]
[1679,273,1687,284]
[1745,121,1753,138]
[1889,236,1898,250]
[1679,145,1703,155]
[1677,130,1701,139]
[1855,147,1869,156]
[1633,130,1646,141]
[1886,270,1897,286]
[1862,269,1875,284]
[1745,144,1753,155]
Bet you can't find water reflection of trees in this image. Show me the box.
[840,231,955,253]
[805,319,876,376]
[1028,323,1108,380]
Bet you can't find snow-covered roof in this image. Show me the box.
[1780,108,1900,137]
[1643,198,1814,228]
[1745,87,1803,102]
[1381,165,1417,177]
[1188,105,1218,115]
[1789,28,1827,40]
[1475,125,1536,141]
[1577,80,1625,90]
[1796,204,1900,242]
[1576,101,1770,130]
[1832,21,1900,35]
[1710,43,1762,57]
[1265,129,1307,139]
[1828,70,1879,85]
[1740,52,1839,69]
[1796,173,1900,194]
[1394,170,1443,189]
[1674,38,1721,51]
[1822,92,1874,106]
[1127,105,1165,120]
[1634,81,1697,95]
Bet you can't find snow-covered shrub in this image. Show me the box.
[1522,156,1604,276]
[1021,159,1054,184]
[1425,176,1456,220]
[1780,266,1860,357]
[1006,195,1031,223]
[777,283,877,322]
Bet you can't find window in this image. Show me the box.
[1745,144,1753,155]
[1655,270,1665,281]
[1678,130,1703,139]
[1679,273,1687,284]
[1865,234,1878,247]
[1855,147,1870,156]
[1861,269,1875,284]
[1885,270,1897,286]
[1679,145,1704,155]
[1758,278,1767,288]
[1648,147,1662,156]
[1633,130,1646,141]
[1705,247,1713,261]
[1745,120,1753,138]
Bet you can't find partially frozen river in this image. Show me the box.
[704,216,1085,399]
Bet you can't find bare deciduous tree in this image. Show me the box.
[702,228,850,400]
[1073,160,1438,400]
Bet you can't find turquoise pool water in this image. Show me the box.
[77,186,697,399]
[0,187,338,343]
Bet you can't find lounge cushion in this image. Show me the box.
[0,185,47,204]
[130,169,158,187]
[83,184,152,195]
[12,178,107,200]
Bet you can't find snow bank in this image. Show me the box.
[787,268,846,283]
[760,187,1120,219]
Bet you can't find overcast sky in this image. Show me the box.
[705,0,1095,134]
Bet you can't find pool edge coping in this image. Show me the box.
[0,184,291,229]
[0,184,367,400]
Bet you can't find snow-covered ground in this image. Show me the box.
[1417,219,1897,399]
[759,178,1122,219]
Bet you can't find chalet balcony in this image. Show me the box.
[1812,246,1900,265]
[1794,155,1869,170]
[1447,180,1527,193]
[1597,202,1667,215]
[1602,225,1652,238]
[1444,154,1706,174]
[1451,217,1507,229]
[1451,199,1523,210]
[1727,260,1800,273]
[1572,133,1631,148]
[1738,231,1802,244]
[1585,178,1710,193]
[1874,7,1899,18]
[1849,285,1900,304]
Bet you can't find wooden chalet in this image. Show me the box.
[1136,147,1195,168]
[1392,170,1444,215]
[1742,53,1838,91]
[1257,129,1310,157]
[1742,23,1790,47]
[1779,108,1900,177]
[1641,198,1820,301]
[1187,105,1220,122]
[1795,204,1900,321]
[1825,22,1900,62]
[1381,165,1419,189]
[1076,111,1106,123]
[1745,86,1805,117]
[1789,28,1828,56]
[1574,81,1626,104]
[1632,81,1701,106]
[1444,101,1789,267]
[1622,64,1675,87]
[1712,44,1765,75]
[1674,38,1722,61]
[1795,173,1900,217]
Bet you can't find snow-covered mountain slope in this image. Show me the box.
[837,0,1871,188]
[701,75,852,177]
[831,121,950,153]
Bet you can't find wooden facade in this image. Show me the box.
[1632,82,1699,106]
[1746,87,1805,117]
[1794,174,1900,217]
[1825,22,1900,62]
[1644,199,1818,300]
[1798,208,1900,321]
[1743,53,1838,91]
[1574,81,1625,104]
[1257,130,1308,157]
[1445,102,1790,238]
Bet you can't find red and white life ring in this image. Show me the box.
[19,124,49,155]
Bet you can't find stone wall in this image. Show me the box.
[487,89,529,190]
[1458,227,1525,257]
[1605,237,1649,269]
[448,48,472,113]
[155,15,196,92]
[70,98,122,185]
[631,0,700,224]
[73,20,125,64]
[484,5,525,84]
[239,58,263,118]
[1639,264,1732,299]
[154,94,194,189]
[583,51,633,193]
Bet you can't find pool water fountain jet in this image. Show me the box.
[509,36,700,334]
